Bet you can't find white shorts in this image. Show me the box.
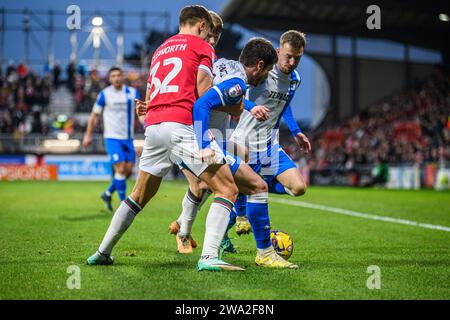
[139,122,226,177]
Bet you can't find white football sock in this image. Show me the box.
[197,190,212,210]
[176,189,212,226]
[98,197,141,255]
[257,245,274,256]
[200,198,233,260]
[284,186,296,196]
[178,190,202,237]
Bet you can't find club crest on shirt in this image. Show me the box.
[290,80,299,91]
[227,84,243,98]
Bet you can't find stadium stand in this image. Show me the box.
[0,62,146,153]
[278,67,449,188]
[307,68,450,169]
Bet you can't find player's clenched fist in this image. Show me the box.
[250,105,269,121]
[199,148,216,164]
[134,99,148,116]
[82,134,92,149]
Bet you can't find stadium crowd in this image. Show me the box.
[284,68,450,168]
[0,62,51,137]
[2,62,449,168]
[0,62,147,139]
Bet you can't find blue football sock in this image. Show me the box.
[268,180,287,195]
[246,192,271,249]
[234,193,247,217]
[106,180,116,196]
[114,173,127,201]
[226,209,237,232]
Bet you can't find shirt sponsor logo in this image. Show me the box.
[268,91,289,101]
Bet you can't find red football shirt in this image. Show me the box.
[145,34,215,126]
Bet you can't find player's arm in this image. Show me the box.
[193,68,216,163]
[193,86,223,150]
[282,104,311,153]
[83,91,105,149]
[218,99,269,121]
[135,86,150,119]
[283,104,302,136]
[134,89,145,125]
[193,78,248,162]
[210,77,269,120]
[196,69,213,97]
[243,99,269,121]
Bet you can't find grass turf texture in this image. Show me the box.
[0,181,449,299]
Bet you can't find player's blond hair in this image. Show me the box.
[280,30,307,49]
[209,11,223,35]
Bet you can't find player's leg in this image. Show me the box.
[218,159,267,254]
[245,148,299,269]
[102,139,125,211]
[124,161,134,179]
[219,208,237,257]
[169,168,208,252]
[112,161,128,202]
[269,149,307,197]
[101,166,115,212]
[197,163,243,271]
[216,155,262,253]
[171,168,205,230]
[110,139,137,202]
[272,168,306,196]
[87,170,162,265]
[233,162,270,236]
[105,164,116,196]
[87,123,171,265]
[171,125,242,271]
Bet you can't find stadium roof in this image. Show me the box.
[221,0,450,52]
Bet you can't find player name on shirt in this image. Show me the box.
[151,43,187,64]
[268,91,289,101]
[145,34,215,126]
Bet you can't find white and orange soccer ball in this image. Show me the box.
[270,230,294,260]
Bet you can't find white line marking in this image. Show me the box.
[270,198,450,232]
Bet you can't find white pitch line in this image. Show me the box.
[270,198,450,233]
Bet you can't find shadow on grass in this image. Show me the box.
[59,211,111,222]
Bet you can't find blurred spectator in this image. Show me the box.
[66,62,76,91]
[282,67,450,168]
[53,63,61,89]
[0,62,146,138]
[0,62,51,137]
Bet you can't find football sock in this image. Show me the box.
[257,245,274,256]
[113,173,127,201]
[234,193,247,217]
[198,189,212,210]
[268,180,288,195]
[226,208,237,232]
[246,192,271,249]
[106,180,115,197]
[176,189,211,226]
[200,197,233,260]
[178,189,202,237]
[98,196,141,256]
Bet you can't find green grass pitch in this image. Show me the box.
[0,181,449,299]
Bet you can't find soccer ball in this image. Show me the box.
[270,230,294,260]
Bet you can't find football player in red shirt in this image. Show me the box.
[87,5,243,271]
